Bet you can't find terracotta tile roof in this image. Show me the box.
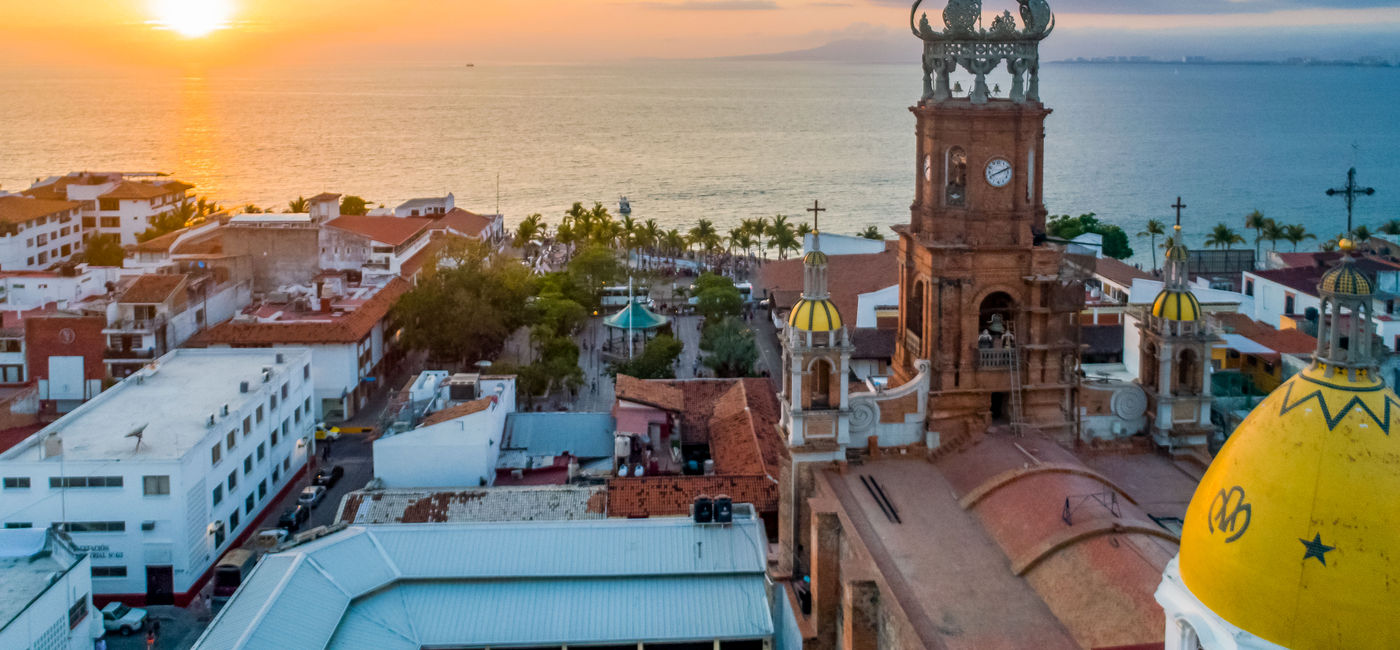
[195,278,409,346]
[0,196,82,224]
[757,248,897,317]
[308,192,342,202]
[0,424,45,455]
[326,215,432,247]
[1092,256,1155,288]
[99,180,187,200]
[172,232,223,255]
[420,397,494,427]
[614,375,685,412]
[433,208,496,238]
[134,228,187,253]
[850,327,896,360]
[118,274,187,304]
[1214,312,1317,355]
[398,236,446,278]
[606,475,779,518]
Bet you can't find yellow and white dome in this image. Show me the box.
[1151,288,1202,322]
[788,298,842,333]
[1177,361,1400,648]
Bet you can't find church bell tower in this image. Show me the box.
[894,0,1081,444]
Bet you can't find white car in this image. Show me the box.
[298,485,326,508]
[101,602,148,635]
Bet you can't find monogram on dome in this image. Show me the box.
[910,0,1054,104]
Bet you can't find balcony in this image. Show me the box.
[977,347,1017,370]
[104,315,167,334]
[104,348,156,361]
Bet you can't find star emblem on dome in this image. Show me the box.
[1299,533,1336,566]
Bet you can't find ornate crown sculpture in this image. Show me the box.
[910,0,1054,105]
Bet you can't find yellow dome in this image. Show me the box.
[1151,288,1201,321]
[803,250,829,265]
[1178,363,1400,649]
[787,298,842,332]
[1320,264,1373,295]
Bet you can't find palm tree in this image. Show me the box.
[1320,239,1339,253]
[858,225,884,240]
[688,219,719,255]
[1259,218,1284,251]
[641,219,663,258]
[796,222,813,238]
[1244,210,1267,258]
[1281,224,1316,252]
[749,216,770,257]
[1137,218,1167,271]
[662,229,687,258]
[241,204,264,214]
[287,196,309,213]
[1379,219,1400,237]
[1205,223,1246,250]
[170,200,197,228]
[514,213,545,251]
[1353,225,1373,244]
[766,215,797,259]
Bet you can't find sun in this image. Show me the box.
[150,0,233,38]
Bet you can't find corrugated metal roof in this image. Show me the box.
[192,516,779,650]
[504,412,617,458]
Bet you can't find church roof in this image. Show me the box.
[758,246,897,320]
[787,298,842,332]
[1151,288,1201,322]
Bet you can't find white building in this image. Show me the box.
[394,193,453,218]
[322,216,433,277]
[0,528,100,650]
[0,348,315,604]
[374,374,516,487]
[0,266,118,312]
[24,172,194,247]
[0,195,85,270]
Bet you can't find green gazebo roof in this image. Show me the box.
[603,301,669,330]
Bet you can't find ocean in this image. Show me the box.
[1,61,1397,266]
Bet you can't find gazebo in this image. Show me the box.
[603,300,669,358]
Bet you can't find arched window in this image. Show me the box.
[946,147,968,206]
[906,281,925,338]
[979,292,1015,333]
[1177,349,1200,395]
[811,360,833,409]
[1142,344,1159,390]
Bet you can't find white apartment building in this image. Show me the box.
[322,215,433,277]
[0,266,119,311]
[0,348,315,604]
[394,193,454,218]
[24,172,194,246]
[0,528,100,650]
[0,196,85,271]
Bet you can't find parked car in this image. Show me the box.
[298,485,327,508]
[315,423,342,441]
[277,505,309,531]
[101,602,148,636]
[254,528,288,548]
[313,466,344,488]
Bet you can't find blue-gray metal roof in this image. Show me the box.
[191,516,780,650]
[504,412,616,458]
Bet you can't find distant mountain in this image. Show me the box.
[727,38,920,65]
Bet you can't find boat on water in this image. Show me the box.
[619,196,632,215]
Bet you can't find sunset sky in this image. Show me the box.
[3,0,1398,68]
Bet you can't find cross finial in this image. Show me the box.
[1326,167,1377,234]
[1171,196,1187,227]
[807,200,826,232]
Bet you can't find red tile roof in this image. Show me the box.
[195,278,409,346]
[433,208,497,239]
[420,397,493,427]
[133,228,188,254]
[308,192,342,202]
[326,216,432,247]
[1092,256,1155,288]
[757,247,898,317]
[398,236,446,279]
[1214,313,1317,356]
[118,274,187,304]
[614,375,685,411]
[0,196,82,224]
[99,180,189,200]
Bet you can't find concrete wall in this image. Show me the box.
[319,228,371,273]
[223,225,321,293]
[374,407,507,488]
[0,533,99,650]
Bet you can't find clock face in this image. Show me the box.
[985,158,1013,188]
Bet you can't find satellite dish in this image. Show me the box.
[125,423,149,451]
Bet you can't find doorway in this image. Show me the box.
[145,566,174,605]
[990,392,1009,423]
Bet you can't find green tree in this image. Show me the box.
[1046,212,1134,259]
[1205,223,1246,250]
[1244,210,1268,258]
[1353,225,1374,243]
[609,335,684,379]
[392,238,535,367]
[693,273,743,322]
[81,233,125,267]
[514,213,545,251]
[287,196,309,213]
[796,222,813,238]
[1259,218,1284,251]
[700,317,759,378]
[688,219,720,255]
[340,195,370,216]
[858,225,885,241]
[1379,219,1400,237]
[1137,218,1167,271]
[1281,224,1316,252]
[137,200,196,242]
[241,204,264,214]
[567,244,625,309]
[662,229,687,258]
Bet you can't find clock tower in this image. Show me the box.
[894,0,1082,446]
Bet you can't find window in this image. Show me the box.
[2,477,29,489]
[257,442,266,460]
[243,416,252,437]
[226,430,236,451]
[945,146,968,206]
[282,419,291,438]
[1,365,24,383]
[244,455,253,474]
[212,444,222,466]
[227,471,237,491]
[258,480,267,499]
[1244,279,1254,297]
[212,521,226,548]
[304,397,312,414]
[229,510,240,530]
[4,522,33,529]
[142,475,170,496]
[283,457,290,471]
[1285,293,1297,315]
[270,394,278,410]
[50,476,123,488]
[68,594,89,629]
[271,429,279,447]
[256,405,264,424]
[82,216,96,228]
[99,216,120,228]
[281,383,289,400]
[98,198,120,211]
[245,494,256,515]
[294,406,301,424]
[61,521,125,533]
[212,485,223,505]
[304,364,311,380]
[272,466,280,483]
[91,566,127,578]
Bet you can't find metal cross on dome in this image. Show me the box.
[807,200,826,232]
[1326,167,1376,234]
[1171,196,1187,226]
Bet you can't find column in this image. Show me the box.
[842,580,882,650]
[811,510,842,647]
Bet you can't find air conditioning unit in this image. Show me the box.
[220,404,230,416]
[207,413,217,427]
